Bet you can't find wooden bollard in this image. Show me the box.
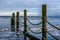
[16,12,19,32]
[42,4,47,40]
[24,9,27,40]
[11,13,15,31]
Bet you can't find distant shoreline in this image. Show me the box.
[0,16,60,19]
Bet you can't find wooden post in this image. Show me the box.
[24,9,27,40]
[11,13,15,31]
[42,4,47,40]
[16,12,19,32]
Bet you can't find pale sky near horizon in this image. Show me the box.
[0,0,60,16]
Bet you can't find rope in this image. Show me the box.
[47,21,60,30]
[19,21,24,24]
[46,31,59,40]
[20,23,24,26]
[27,25,42,34]
[27,18,42,25]
[19,20,24,26]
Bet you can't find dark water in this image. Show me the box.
[0,16,60,40]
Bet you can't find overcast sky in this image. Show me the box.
[0,0,60,16]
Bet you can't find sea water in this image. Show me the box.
[0,16,60,40]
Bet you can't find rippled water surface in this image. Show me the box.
[0,16,60,40]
